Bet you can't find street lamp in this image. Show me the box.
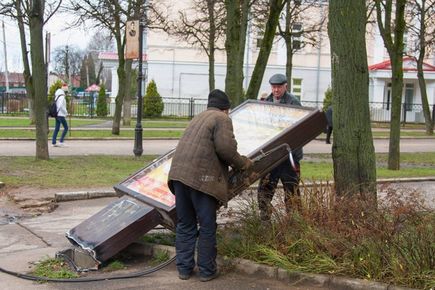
[133,17,145,157]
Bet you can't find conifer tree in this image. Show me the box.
[143,80,164,117]
[96,85,108,117]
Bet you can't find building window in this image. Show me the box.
[292,78,302,100]
[292,22,303,50]
[383,83,391,110]
[404,83,414,111]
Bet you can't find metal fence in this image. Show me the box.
[1,92,434,124]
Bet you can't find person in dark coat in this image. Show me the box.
[168,89,253,282]
[257,73,303,221]
[325,106,333,144]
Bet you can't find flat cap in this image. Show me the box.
[269,74,288,85]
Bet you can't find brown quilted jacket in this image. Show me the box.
[168,107,247,204]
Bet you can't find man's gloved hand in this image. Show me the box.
[241,156,254,171]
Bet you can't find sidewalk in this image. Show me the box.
[1,138,434,157]
[0,195,418,290]
[0,197,328,290]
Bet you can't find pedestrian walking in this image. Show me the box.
[52,88,69,147]
[257,74,303,221]
[168,89,253,282]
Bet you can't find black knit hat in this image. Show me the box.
[207,89,231,110]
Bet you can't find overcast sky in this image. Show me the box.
[1,13,94,73]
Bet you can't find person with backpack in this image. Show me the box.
[51,88,69,147]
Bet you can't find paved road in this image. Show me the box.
[0,138,434,156]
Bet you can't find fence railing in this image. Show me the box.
[1,92,434,125]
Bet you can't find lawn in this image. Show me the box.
[1,153,434,189]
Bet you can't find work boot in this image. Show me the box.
[200,270,219,282]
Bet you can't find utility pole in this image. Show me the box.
[2,21,10,92]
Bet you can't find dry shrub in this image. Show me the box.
[6,99,22,112]
[218,182,434,289]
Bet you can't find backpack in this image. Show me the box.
[48,96,60,118]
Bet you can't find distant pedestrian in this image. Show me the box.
[325,106,333,144]
[52,88,69,147]
[168,89,253,282]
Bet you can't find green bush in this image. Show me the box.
[323,86,333,111]
[143,79,164,117]
[47,80,64,103]
[96,85,108,117]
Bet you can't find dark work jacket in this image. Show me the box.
[168,108,247,204]
[265,92,303,163]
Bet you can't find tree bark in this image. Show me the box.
[123,59,133,126]
[328,0,377,197]
[245,0,284,100]
[225,0,248,105]
[415,1,433,135]
[207,0,216,91]
[16,0,35,124]
[29,0,49,159]
[375,0,406,170]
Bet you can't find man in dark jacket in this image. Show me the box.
[168,89,252,282]
[258,73,303,221]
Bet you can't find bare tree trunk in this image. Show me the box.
[225,0,248,105]
[417,59,433,135]
[246,0,284,100]
[112,24,126,135]
[415,1,433,135]
[328,0,377,197]
[16,0,35,124]
[29,0,48,160]
[207,0,216,91]
[375,0,406,170]
[285,37,293,92]
[123,59,133,126]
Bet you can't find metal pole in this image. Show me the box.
[2,21,10,92]
[133,17,144,157]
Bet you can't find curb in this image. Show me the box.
[144,243,416,290]
[54,190,121,202]
[53,176,435,202]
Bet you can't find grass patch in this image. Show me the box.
[105,260,126,271]
[0,117,107,127]
[1,153,434,189]
[149,250,170,266]
[141,232,176,246]
[0,117,189,129]
[32,257,78,279]
[0,129,183,138]
[0,155,157,188]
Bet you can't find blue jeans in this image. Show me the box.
[172,181,218,278]
[52,117,68,144]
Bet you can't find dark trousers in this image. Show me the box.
[326,126,333,144]
[52,116,68,144]
[257,159,301,220]
[173,181,218,277]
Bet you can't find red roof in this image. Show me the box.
[369,56,435,72]
[98,51,147,61]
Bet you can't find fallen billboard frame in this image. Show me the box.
[65,100,327,267]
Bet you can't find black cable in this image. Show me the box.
[0,255,176,283]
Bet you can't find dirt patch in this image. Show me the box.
[1,185,113,215]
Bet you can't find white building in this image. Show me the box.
[100,2,435,121]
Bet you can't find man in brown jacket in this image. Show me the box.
[168,89,252,282]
